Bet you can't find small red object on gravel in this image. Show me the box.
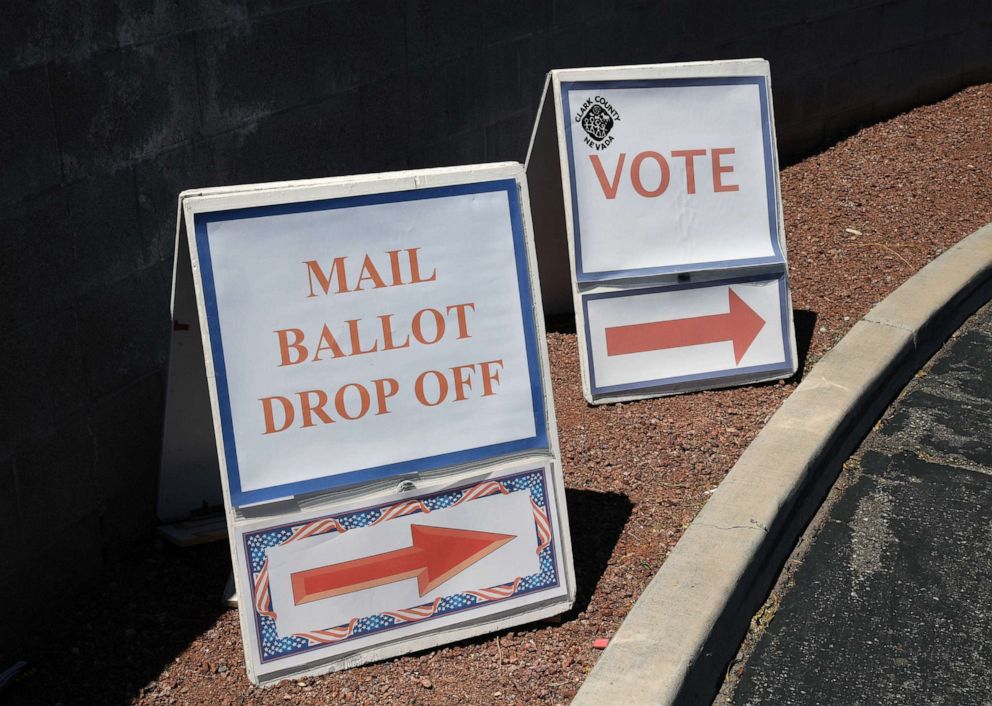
[593,638,611,649]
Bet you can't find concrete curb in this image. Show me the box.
[572,223,992,706]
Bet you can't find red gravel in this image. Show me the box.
[9,84,992,706]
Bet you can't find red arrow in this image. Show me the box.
[605,288,766,364]
[290,525,515,606]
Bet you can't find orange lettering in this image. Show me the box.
[711,148,739,192]
[304,257,349,296]
[260,396,294,434]
[450,364,476,401]
[479,359,504,396]
[415,370,448,406]
[590,153,626,199]
[445,302,475,339]
[378,314,411,351]
[334,383,371,420]
[631,151,670,197]
[275,328,308,366]
[411,308,445,345]
[298,390,334,428]
[671,149,706,194]
[354,255,387,291]
[312,324,346,361]
[373,377,399,415]
[407,248,437,284]
[346,319,378,355]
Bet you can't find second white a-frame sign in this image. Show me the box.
[526,59,798,404]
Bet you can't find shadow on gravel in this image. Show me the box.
[564,488,633,616]
[791,309,818,381]
[545,312,578,335]
[5,538,230,705]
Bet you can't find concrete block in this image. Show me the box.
[360,75,412,171]
[878,0,927,50]
[89,373,164,500]
[548,22,588,69]
[485,37,545,125]
[195,11,317,134]
[68,169,151,297]
[489,0,552,41]
[923,0,976,37]
[0,456,21,562]
[407,127,487,171]
[77,265,170,397]
[0,66,62,206]
[109,0,186,48]
[758,23,814,84]
[552,0,609,29]
[0,307,89,448]
[800,4,886,76]
[135,135,245,262]
[311,0,406,97]
[0,191,76,333]
[0,1,116,72]
[485,111,533,163]
[14,420,98,536]
[245,0,321,17]
[806,0,888,21]
[233,89,364,184]
[405,0,490,68]
[50,37,198,180]
[407,53,486,147]
[182,0,247,29]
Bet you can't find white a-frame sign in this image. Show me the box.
[527,59,798,404]
[159,163,574,684]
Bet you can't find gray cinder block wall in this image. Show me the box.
[1,0,989,654]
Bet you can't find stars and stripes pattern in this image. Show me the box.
[252,516,348,620]
[297,618,359,645]
[253,561,276,620]
[285,516,348,543]
[466,577,522,603]
[452,479,509,506]
[383,597,444,623]
[531,498,552,555]
[370,499,430,525]
[247,469,559,661]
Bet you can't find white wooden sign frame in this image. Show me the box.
[526,59,798,405]
[159,163,574,684]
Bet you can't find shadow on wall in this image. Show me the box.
[3,539,230,705]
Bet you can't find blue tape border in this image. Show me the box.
[582,273,795,397]
[244,466,561,664]
[560,76,784,282]
[193,179,548,507]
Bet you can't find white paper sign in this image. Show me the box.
[564,81,780,279]
[168,163,575,686]
[235,461,569,683]
[582,275,792,396]
[526,59,797,403]
[187,174,548,505]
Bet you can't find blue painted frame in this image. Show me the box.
[560,76,784,282]
[582,273,795,397]
[193,179,548,506]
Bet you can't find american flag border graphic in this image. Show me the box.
[243,467,561,663]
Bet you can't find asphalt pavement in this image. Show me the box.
[722,299,992,706]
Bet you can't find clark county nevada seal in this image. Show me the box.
[575,95,620,150]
